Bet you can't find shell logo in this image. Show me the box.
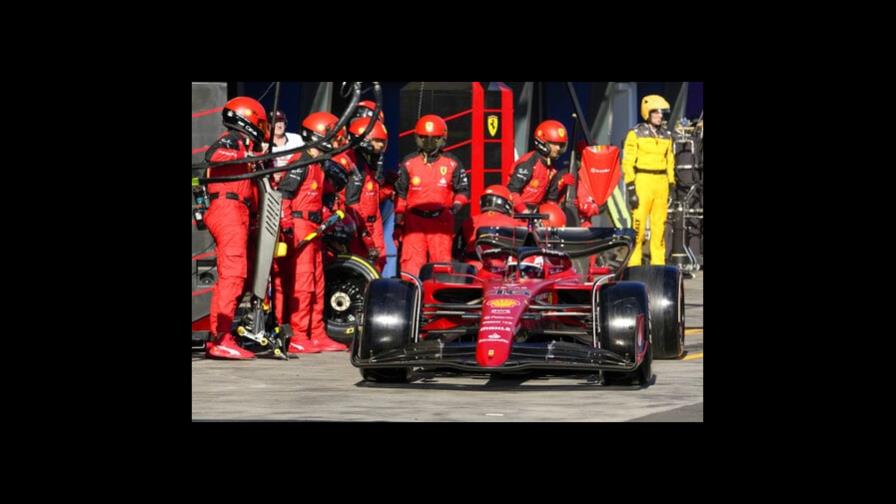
[411,176,421,186]
[340,157,347,166]
[536,129,542,138]
[316,124,326,132]
[311,181,318,190]
[530,179,539,188]
[367,181,374,190]
[425,121,434,133]
[487,298,520,308]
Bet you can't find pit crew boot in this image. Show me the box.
[206,332,256,360]
[310,334,348,352]
[288,337,322,355]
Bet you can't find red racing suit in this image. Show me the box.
[204,131,259,339]
[277,150,327,341]
[393,151,470,277]
[345,151,386,271]
[506,150,566,212]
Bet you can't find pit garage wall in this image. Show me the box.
[191,82,227,322]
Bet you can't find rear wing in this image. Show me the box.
[474,226,636,275]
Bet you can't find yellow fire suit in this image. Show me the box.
[622,122,675,266]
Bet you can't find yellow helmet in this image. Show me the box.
[640,94,671,121]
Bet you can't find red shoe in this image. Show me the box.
[311,335,348,352]
[206,332,256,360]
[288,338,322,355]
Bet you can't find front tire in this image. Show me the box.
[596,281,652,386]
[324,256,379,344]
[360,368,412,383]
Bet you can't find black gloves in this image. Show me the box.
[626,182,639,210]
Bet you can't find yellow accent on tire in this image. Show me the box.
[337,254,381,279]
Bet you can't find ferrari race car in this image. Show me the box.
[351,219,684,386]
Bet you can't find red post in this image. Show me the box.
[471,82,485,215]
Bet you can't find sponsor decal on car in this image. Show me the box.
[487,298,520,308]
[490,287,530,296]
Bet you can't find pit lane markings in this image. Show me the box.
[681,352,704,361]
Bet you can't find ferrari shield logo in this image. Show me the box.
[440,165,447,176]
[487,115,499,137]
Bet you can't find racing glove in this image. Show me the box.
[557,173,575,192]
[581,198,600,218]
[392,213,404,248]
[626,182,639,210]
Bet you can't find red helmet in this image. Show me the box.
[415,114,447,154]
[538,202,567,228]
[222,96,269,144]
[301,111,342,152]
[355,100,385,121]
[349,117,388,155]
[480,185,513,215]
[533,120,568,159]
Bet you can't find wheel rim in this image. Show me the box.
[324,274,367,326]
[330,291,351,312]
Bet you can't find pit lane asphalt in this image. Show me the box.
[192,271,703,422]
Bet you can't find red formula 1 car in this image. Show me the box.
[351,215,684,386]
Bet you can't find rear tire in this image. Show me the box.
[623,265,684,359]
